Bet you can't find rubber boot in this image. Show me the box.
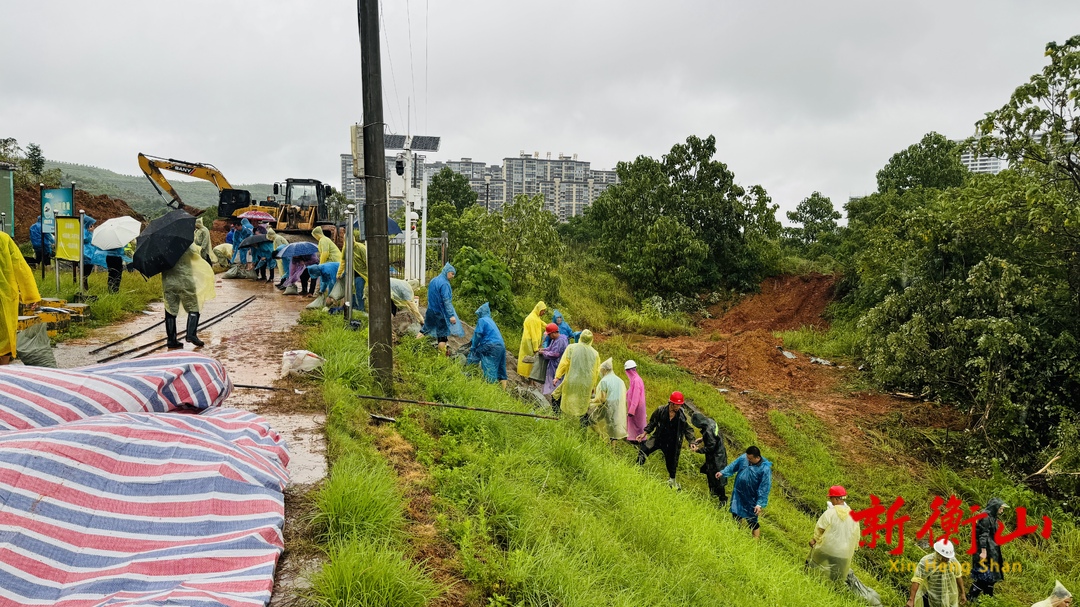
[186,313,204,348]
[165,313,183,350]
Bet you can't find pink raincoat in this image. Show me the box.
[625,368,647,441]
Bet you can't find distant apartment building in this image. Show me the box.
[340,153,427,218]
[959,149,1005,174]
[427,151,618,220]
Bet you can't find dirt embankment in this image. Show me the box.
[708,273,836,333]
[13,185,145,243]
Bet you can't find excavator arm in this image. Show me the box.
[137,153,232,215]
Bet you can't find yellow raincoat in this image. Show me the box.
[516,300,547,376]
[336,233,368,280]
[554,329,600,416]
[267,229,288,273]
[312,226,342,264]
[0,232,41,357]
[193,217,213,262]
[162,244,216,315]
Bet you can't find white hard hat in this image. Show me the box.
[933,538,955,559]
[624,360,637,370]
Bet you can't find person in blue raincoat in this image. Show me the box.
[29,216,55,268]
[717,445,773,540]
[417,263,463,356]
[252,225,275,282]
[231,219,254,267]
[552,309,581,343]
[466,302,507,385]
[77,215,100,290]
[306,262,339,296]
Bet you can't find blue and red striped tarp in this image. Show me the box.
[0,354,290,607]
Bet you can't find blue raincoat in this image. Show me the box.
[306,262,339,294]
[466,303,507,382]
[420,263,464,338]
[552,309,581,344]
[81,215,105,267]
[719,454,773,521]
[29,217,55,255]
[232,219,253,263]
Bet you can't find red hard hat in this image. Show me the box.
[828,485,847,498]
[669,391,685,405]
[546,323,559,334]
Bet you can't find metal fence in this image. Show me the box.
[388,233,448,283]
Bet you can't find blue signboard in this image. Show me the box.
[41,188,74,234]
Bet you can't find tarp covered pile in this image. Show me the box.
[0,352,289,607]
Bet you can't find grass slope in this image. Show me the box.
[33,267,162,341]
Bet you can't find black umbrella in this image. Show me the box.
[237,234,272,249]
[130,210,196,278]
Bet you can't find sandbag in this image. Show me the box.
[281,350,325,376]
[14,323,57,368]
[222,265,243,279]
[846,571,882,607]
[528,355,547,382]
[306,293,327,310]
[329,280,345,301]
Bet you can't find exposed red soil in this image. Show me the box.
[705,273,836,334]
[13,185,144,243]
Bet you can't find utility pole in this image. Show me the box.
[358,0,393,393]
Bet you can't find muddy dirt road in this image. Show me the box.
[53,276,328,604]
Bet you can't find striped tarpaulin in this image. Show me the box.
[0,355,290,607]
[0,353,232,431]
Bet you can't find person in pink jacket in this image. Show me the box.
[624,360,647,444]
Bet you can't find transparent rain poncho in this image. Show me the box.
[163,244,216,315]
[912,553,964,607]
[589,358,627,440]
[1032,581,1073,607]
[554,329,600,416]
[390,278,423,323]
[810,503,861,581]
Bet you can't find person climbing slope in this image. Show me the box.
[624,360,647,445]
[518,301,547,378]
[808,485,860,582]
[537,323,568,400]
[553,329,599,418]
[466,302,508,385]
[418,263,463,355]
[717,445,773,539]
[588,358,627,442]
[552,309,581,343]
[690,411,727,507]
[636,391,697,490]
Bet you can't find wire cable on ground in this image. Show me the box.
[88,319,165,354]
[133,297,257,359]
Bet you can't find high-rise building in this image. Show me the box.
[959,150,1005,174]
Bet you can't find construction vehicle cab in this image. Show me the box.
[273,179,331,233]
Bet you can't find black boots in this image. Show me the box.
[165,313,183,350]
[186,313,204,348]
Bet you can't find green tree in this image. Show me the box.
[491,194,563,301]
[875,132,968,193]
[585,135,781,295]
[25,143,45,176]
[784,192,840,253]
[428,167,478,214]
[326,189,349,224]
[0,138,20,163]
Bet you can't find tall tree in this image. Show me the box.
[24,143,45,176]
[785,192,841,253]
[876,132,968,193]
[428,167,478,214]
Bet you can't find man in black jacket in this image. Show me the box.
[690,411,728,507]
[970,497,1008,601]
[636,391,697,490]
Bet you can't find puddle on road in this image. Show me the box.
[54,278,328,488]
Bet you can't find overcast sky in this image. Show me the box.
[2,1,1077,219]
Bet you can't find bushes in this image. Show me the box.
[452,246,514,316]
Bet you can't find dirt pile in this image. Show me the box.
[13,185,145,243]
[706,273,836,333]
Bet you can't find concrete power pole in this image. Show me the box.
[357,0,393,393]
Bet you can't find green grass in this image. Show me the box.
[310,539,441,607]
[32,267,162,341]
[777,319,860,361]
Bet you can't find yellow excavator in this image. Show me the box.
[137,153,331,234]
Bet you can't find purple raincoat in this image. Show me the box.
[284,253,318,287]
[537,333,568,395]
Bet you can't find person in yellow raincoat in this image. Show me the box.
[588,358,628,442]
[808,485,861,582]
[162,243,216,349]
[193,217,213,264]
[517,300,547,377]
[553,329,599,418]
[312,225,342,264]
[267,228,288,283]
[0,232,41,363]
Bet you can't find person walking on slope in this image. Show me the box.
[417,263,463,355]
[553,329,599,418]
[808,485,860,582]
[1032,582,1072,607]
[537,323,568,399]
[162,243,216,349]
[970,498,1009,601]
[907,539,967,607]
[689,411,727,507]
[624,360,647,445]
[636,391,697,490]
[717,445,773,539]
[518,301,548,378]
[551,309,581,343]
[588,358,628,442]
[0,231,41,365]
[466,302,507,385]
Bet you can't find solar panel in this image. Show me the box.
[384,134,407,149]
[410,136,441,152]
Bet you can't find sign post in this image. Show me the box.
[55,216,81,296]
[77,210,85,297]
[40,185,74,280]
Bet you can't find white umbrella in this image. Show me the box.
[91,216,142,250]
